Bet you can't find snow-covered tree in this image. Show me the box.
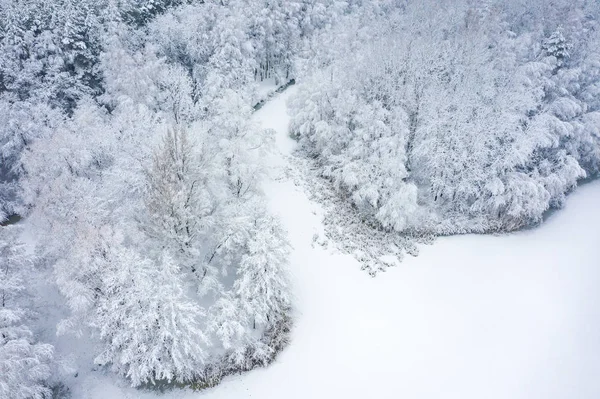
[94,240,208,386]
[141,128,216,276]
[543,27,571,69]
[0,226,54,399]
[208,213,291,370]
[234,215,291,334]
[208,293,249,367]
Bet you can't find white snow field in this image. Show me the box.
[78,87,600,399]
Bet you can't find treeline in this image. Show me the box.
[290,0,600,234]
[0,0,346,394]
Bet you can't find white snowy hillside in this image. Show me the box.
[71,86,600,399]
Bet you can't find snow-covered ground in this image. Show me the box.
[74,87,600,399]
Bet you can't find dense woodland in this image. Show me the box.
[0,0,338,394]
[1,0,599,396]
[290,0,600,234]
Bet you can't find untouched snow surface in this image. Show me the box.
[77,87,600,399]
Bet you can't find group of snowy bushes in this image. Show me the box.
[290,0,600,234]
[0,0,346,393]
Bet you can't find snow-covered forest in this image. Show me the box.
[290,0,600,234]
[1,0,599,398]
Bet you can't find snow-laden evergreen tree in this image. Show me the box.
[208,292,250,368]
[208,213,291,370]
[234,215,291,335]
[543,27,571,69]
[0,226,54,399]
[0,100,64,221]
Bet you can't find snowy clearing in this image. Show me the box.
[71,87,600,399]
